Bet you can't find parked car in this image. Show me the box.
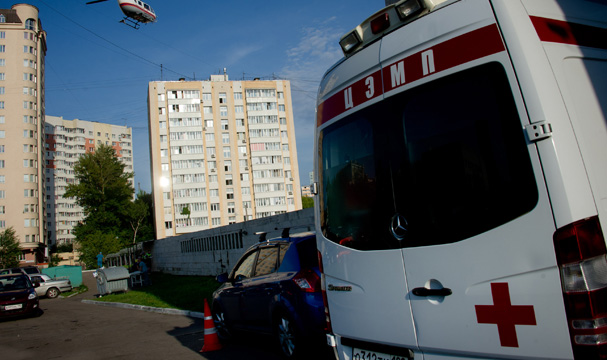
[0,274,40,319]
[29,274,72,299]
[21,266,41,276]
[0,266,40,276]
[212,232,325,359]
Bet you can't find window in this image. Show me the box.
[219,93,227,104]
[233,251,257,280]
[25,19,36,31]
[254,247,279,276]
[320,62,538,251]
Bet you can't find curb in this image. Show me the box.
[81,299,205,319]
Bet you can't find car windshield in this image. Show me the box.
[0,276,31,291]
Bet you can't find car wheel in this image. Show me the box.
[46,287,60,299]
[275,312,299,359]
[212,304,232,340]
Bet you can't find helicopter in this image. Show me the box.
[86,0,157,29]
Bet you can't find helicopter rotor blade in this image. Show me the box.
[86,0,109,4]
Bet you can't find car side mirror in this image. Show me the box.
[216,272,229,283]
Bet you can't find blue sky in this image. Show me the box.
[26,0,382,193]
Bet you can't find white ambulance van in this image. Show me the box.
[314,0,607,359]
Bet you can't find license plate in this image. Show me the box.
[5,304,23,311]
[352,348,409,360]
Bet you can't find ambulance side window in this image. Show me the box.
[320,62,538,250]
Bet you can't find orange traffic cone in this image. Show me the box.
[200,298,223,352]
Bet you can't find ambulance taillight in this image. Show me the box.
[554,216,607,359]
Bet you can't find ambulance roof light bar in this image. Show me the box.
[339,0,450,56]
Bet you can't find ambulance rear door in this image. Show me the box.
[377,0,572,359]
[317,38,421,358]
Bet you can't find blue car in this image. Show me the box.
[212,231,325,358]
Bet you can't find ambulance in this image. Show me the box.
[314,0,607,359]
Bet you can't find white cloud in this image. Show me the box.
[280,18,345,183]
[226,44,266,67]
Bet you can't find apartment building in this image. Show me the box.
[148,73,302,238]
[44,116,133,248]
[0,4,47,264]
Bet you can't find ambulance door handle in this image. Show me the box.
[412,287,452,297]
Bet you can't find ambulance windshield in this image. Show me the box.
[319,62,538,250]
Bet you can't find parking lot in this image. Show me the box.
[0,271,331,360]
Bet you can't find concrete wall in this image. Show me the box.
[151,208,314,276]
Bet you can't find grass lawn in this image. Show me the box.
[93,272,221,313]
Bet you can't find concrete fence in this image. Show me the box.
[150,208,314,276]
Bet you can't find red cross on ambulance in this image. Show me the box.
[475,282,537,347]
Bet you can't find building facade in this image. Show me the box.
[148,74,302,238]
[44,116,133,248]
[0,4,48,264]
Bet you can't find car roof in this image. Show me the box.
[250,231,316,250]
[0,273,28,279]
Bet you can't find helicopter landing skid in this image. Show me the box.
[120,17,141,29]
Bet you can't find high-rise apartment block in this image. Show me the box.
[0,4,47,264]
[44,116,133,248]
[148,74,302,238]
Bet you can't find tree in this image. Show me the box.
[78,231,125,269]
[128,190,153,244]
[302,196,314,209]
[64,144,135,268]
[0,227,22,268]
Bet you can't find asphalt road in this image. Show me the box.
[0,271,330,360]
